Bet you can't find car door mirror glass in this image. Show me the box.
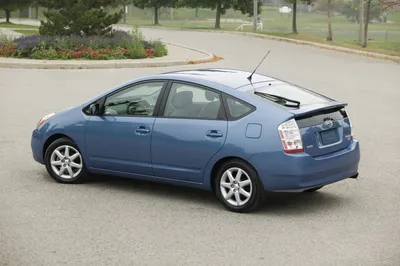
[89,103,100,115]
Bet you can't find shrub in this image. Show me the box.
[37,0,123,36]
[0,28,168,60]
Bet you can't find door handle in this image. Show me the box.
[135,126,151,135]
[206,130,223,138]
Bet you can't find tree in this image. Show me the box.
[314,0,345,41]
[314,0,345,11]
[363,0,372,47]
[327,0,333,40]
[36,0,124,36]
[0,0,33,23]
[343,0,385,23]
[345,0,385,47]
[132,0,176,25]
[287,0,313,34]
[381,0,400,9]
[179,0,261,29]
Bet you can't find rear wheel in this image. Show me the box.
[214,159,264,213]
[304,186,324,192]
[44,137,88,184]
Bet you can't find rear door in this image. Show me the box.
[150,81,228,183]
[245,80,353,157]
[292,104,353,157]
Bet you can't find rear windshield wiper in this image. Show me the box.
[254,91,300,108]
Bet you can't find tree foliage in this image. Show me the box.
[178,0,262,28]
[132,0,176,24]
[314,0,345,12]
[286,0,313,34]
[0,0,33,23]
[343,0,386,23]
[380,0,400,9]
[37,0,124,36]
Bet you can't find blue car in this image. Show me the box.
[31,68,360,213]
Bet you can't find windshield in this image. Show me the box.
[248,81,331,107]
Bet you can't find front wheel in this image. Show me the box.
[44,137,88,184]
[214,160,264,213]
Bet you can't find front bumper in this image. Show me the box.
[31,129,45,164]
[249,140,361,191]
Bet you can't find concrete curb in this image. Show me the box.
[0,42,219,69]
[139,26,400,63]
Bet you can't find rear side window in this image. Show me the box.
[223,94,254,120]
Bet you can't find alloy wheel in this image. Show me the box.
[219,167,253,207]
[50,145,83,179]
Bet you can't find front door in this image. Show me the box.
[85,80,166,176]
[151,81,228,183]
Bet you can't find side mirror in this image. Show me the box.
[89,103,100,115]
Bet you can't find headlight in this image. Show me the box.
[37,113,55,128]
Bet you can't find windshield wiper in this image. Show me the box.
[254,91,300,108]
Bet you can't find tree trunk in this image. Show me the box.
[35,6,39,19]
[327,0,333,41]
[195,7,199,19]
[154,6,159,25]
[292,0,298,34]
[215,2,222,29]
[5,9,11,23]
[363,0,372,47]
[123,6,127,24]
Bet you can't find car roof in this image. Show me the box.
[155,68,277,89]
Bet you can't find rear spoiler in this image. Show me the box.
[289,101,348,119]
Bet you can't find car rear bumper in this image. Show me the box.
[249,140,360,191]
[31,129,45,165]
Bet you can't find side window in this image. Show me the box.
[224,94,254,119]
[103,81,164,116]
[163,82,222,120]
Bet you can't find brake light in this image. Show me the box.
[345,108,354,140]
[278,118,304,153]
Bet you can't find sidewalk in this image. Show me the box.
[0,27,23,39]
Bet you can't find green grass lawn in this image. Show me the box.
[14,29,39,36]
[260,32,400,57]
[0,22,38,29]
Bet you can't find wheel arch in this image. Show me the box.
[42,133,74,160]
[209,156,260,194]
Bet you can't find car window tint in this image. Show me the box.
[225,96,253,118]
[163,82,222,120]
[104,81,164,116]
[251,82,330,107]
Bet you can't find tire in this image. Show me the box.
[304,186,324,192]
[214,159,264,213]
[44,137,88,184]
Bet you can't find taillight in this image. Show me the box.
[345,108,354,140]
[278,118,304,153]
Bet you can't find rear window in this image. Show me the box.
[248,81,331,107]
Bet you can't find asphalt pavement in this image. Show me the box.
[1,28,400,266]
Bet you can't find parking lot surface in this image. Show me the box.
[1,28,400,266]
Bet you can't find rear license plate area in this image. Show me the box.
[320,129,338,145]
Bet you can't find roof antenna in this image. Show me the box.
[247,50,271,84]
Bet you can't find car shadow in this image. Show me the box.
[40,171,348,215]
[257,190,348,215]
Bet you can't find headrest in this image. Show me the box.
[172,91,193,109]
[205,90,216,101]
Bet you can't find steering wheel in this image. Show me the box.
[126,100,151,115]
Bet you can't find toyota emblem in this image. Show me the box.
[323,119,333,129]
